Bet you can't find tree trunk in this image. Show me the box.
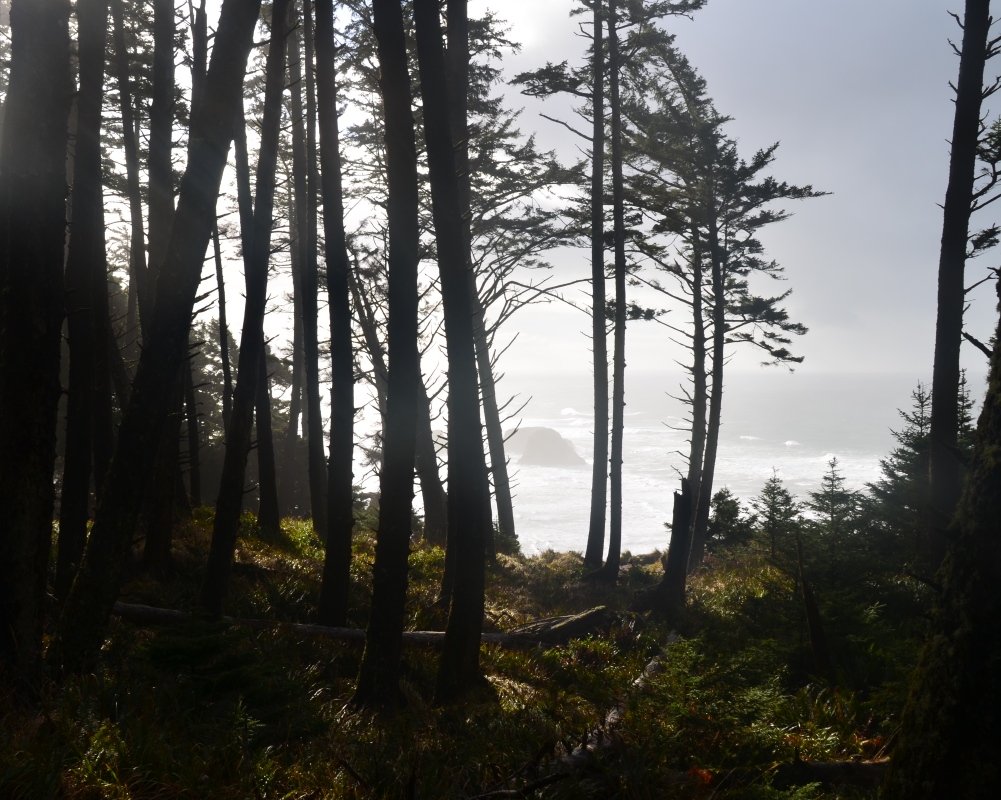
[56,0,108,603]
[584,1,608,570]
[0,0,72,674]
[140,0,179,579]
[288,0,328,534]
[445,0,513,556]
[927,0,991,568]
[256,346,281,538]
[48,0,264,673]
[884,285,1001,799]
[598,0,626,584]
[688,219,725,571]
[315,0,355,627]
[416,376,448,546]
[201,0,289,619]
[637,479,692,619]
[685,232,707,524]
[351,0,421,710]
[184,358,202,507]
[212,221,233,430]
[280,183,304,515]
[413,0,491,705]
[110,0,150,338]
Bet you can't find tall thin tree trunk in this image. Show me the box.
[57,0,109,602]
[413,0,491,705]
[280,183,304,514]
[288,0,328,534]
[584,0,608,569]
[688,219,725,571]
[184,359,202,507]
[351,0,421,709]
[416,377,448,546]
[49,0,264,673]
[212,221,233,429]
[141,0,179,579]
[645,478,691,619]
[201,0,290,618]
[685,233,707,518]
[927,0,991,567]
[599,0,626,584]
[0,0,72,674]
[256,346,281,537]
[111,0,149,339]
[315,0,355,627]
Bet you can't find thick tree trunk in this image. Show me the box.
[413,0,491,706]
[598,0,626,584]
[288,1,328,534]
[688,221,725,571]
[0,0,72,674]
[584,1,608,570]
[351,0,421,710]
[884,286,1001,799]
[927,0,991,568]
[56,0,108,603]
[48,0,264,673]
[315,0,355,627]
[637,479,692,619]
[201,0,289,618]
[142,381,184,580]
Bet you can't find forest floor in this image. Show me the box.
[1,511,918,799]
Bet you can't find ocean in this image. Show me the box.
[494,370,960,556]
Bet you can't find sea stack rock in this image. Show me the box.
[512,427,586,467]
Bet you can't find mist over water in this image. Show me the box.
[498,370,954,556]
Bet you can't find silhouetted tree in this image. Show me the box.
[0,0,73,675]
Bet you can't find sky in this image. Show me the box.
[483,0,1001,379]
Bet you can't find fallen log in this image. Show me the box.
[110,602,613,649]
[773,757,889,790]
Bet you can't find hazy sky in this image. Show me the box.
[486,0,1001,379]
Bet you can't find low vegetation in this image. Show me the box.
[1,495,922,798]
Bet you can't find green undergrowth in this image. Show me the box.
[0,515,920,798]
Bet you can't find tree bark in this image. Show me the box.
[256,346,281,538]
[413,0,491,705]
[927,0,992,568]
[637,479,692,619]
[584,1,608,570]
[288,0,328,534]
[446,0,512,556]
[884,284,1001,799]
[280,182,304,514]
[48,0,264,673]
[315,0,355,627]
[351,0,421,710]
[110,0,150,338]
[56,0,108,602]
[184,357,202,507]
[598,0,626,584]
[0,0,72,674]
[685,232,707,528]
[212,220,233,430]
[688,218,724,571]
[201,0,290,619]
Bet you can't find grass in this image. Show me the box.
[0,515,919,798]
